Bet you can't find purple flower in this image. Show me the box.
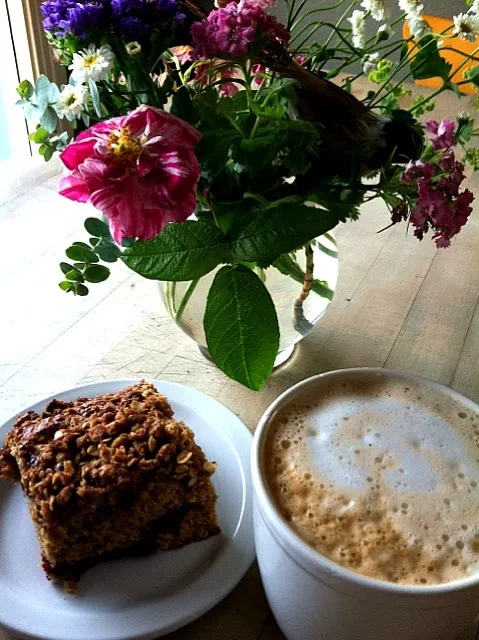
[111,0,185,44]
[401,159,434,184]
[404,147,473,248]
[41,0,107,38]
[190,0,289,59]
[426,119,455,150]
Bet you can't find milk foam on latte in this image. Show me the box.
[265,372,479,585]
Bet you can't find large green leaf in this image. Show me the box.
[410,34,451,81]
[122,221,231,281]
[204,265,279,390]
[231,203,339,266]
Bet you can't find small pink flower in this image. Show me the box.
[59,106,201,244]
[191,0,289,59]
[194,61,239,96]
[252,62,265,86]
[426,119,455,150]
[170,45,193,64]
[401,159,434,184]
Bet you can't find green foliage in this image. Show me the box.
[58,218,118,295]
[465,66,479,89]
[231,202,339,267]
[88,79,102,117]
[410,34,452,81]
[456,115,474,145]
[204,265,279,390]
[465,148,479,171]
[17,80,34,100]
[122,221,231,281]
[368,59,394,85]
[411,95,435,117]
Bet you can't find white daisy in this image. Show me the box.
[408,15,430,38]
[348,10,367,49]
[453,12,479,41]
[69,44,115,84]
[398,0,423,18]
[361,0,386,21]
[55,84,89,119]
[469,0,479,15]
[362,52,381,75]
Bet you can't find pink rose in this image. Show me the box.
[59,106,201,244]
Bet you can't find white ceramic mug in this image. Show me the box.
[251,369,479,640]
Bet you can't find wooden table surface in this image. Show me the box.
[1,92,479,639]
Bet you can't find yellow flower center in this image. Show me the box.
[107,126,143,170]
[83,54,100,69]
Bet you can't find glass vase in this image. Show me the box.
[161,234,338,367]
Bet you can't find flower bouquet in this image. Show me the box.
[17,0,479,389]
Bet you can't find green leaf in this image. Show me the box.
[30,127,50,143]
[34,75,51,115]
[466,65,479,88]
[48,83,60,102]
[88,79,102,117]
[231,203,339,266]
[83,264,110,283]
[60,261,74,275]
[24,102,42,120]
[456,120,474,144]
[84,217,110,237]
[170,86,196,124]
[410,34,451,81]
[204,265,279,390]
[95,244,121,262]
[43,146,54,161]
[59,280,74,292]
[40,106,57,133]
[197,129,241,177]
[17,79,34,99]
[75,283,89,296]
[122,221,231,281]
[65,245,100,263]
[72,241,93,250]
[65,269,85,282]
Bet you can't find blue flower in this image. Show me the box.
[41,1,108,39]
[111,0,184,43]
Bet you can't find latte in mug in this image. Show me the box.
[265,372,479,585]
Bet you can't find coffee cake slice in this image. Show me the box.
[0,381,220,591]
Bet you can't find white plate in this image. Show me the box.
[0,379,254,640]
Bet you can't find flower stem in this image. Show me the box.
[292,243,315,335]
[175,278,200,324]
[291,0,349,33]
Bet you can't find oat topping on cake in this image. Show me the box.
[0,381,220,591]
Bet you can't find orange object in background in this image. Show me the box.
[404,14,478,94]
